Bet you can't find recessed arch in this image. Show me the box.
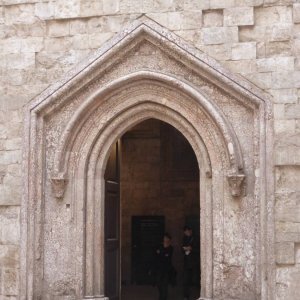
[52,71,244,183]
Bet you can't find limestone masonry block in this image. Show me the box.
[184,0,210,10]
[224,7,254,26]
[88,32,114,49]
[265,41,292,57]
[103,0,120,14]
[202,10,223,27]
[237,0,264,5]
[202,26,238,45]
[222,59,257,74]
[70,19,87,35]
[272,71,297,89]
[246,72,272,89]
[148,11,202,30]
[209,0,235,9]
[0,207,20,244]
[55,0,80,18]
[35,2,55,20]
[80,0,104,17]
[231,42,256,60]
[198,44,232,60]
[268,24,292,42]
[276,242,295,265]
[47,21,70,37]
[0,38,21,54]
[276,204,300,223]
[269,89,298,103]
[293,4,300,24]
[8,53,35,70]
[0,245,19,269]
[276,221,300,234]
[44,37,71,52]
[1,268,19,296]
[4,4,36,25]
[276,232,300,243]
[20,37,44,53]
[256,57,294,72]
[255,6,293,26]
[71,34,89,50]
[285,104,300,119]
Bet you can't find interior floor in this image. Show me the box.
[121,285,200,300]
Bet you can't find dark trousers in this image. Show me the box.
[183,267,193,298]
[157,270,169,300]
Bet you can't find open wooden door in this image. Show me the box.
[104,141,120,300]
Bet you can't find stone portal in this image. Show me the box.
[21,17,274,300]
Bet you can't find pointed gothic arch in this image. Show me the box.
[21,17,274,300]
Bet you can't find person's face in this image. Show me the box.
[184,229,192,237]
[163,236,171,247]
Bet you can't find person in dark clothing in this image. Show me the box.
[156,233,174,300]
[182,226,194,300]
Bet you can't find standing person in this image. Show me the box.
[155,233,174,300]
[182,226,194,300]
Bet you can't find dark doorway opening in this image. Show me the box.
[104,119,200,300]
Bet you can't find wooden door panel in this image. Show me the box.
[105,141,120,300]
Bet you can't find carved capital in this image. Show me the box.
[227,173,245,197]
[51,173,68,199]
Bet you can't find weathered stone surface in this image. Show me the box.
[47,20,70,37]
[255,6,292,26]
[256,57,294,72]
[1,268,19,296]
[201,26,238,45]
[0,207,20,244]
[35,2,55,20]
[55,0,80,18]
[265,41,292,57]
[239,26,266,42]
[0,245,19,268]
[293,4,300,24]
[268,24,293,42]
[276,242,295,264]
[231,42,256,60]
[209,0,234,9]
[202,9,223,27]
[4,4,36,25]
[285,104,300,119]
[224,7,254,26]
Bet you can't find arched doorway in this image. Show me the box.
[21,17,274,300]
[104,119,201,299]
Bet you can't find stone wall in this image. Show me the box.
[120,119,199,284]
[0,0,299,299]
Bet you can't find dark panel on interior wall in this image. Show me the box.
[131,216,165,285]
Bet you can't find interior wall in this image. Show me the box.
[120,119,199,284]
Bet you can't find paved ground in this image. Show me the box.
[121,285,200,300]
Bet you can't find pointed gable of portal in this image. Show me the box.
[29,16,271,112]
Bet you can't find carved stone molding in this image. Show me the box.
[227,173,246,197]
[51,173,68,199]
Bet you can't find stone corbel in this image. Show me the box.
[227,172,245,197]
[51,172,68,200]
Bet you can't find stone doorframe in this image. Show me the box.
[21,17,275,300]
